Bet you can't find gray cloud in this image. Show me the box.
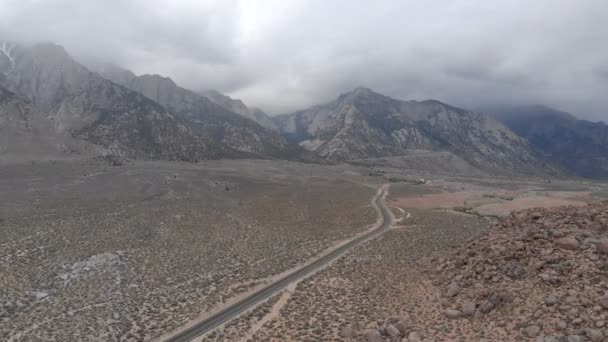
[1,0,607,121]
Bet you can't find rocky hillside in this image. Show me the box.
[0,42,308,161]
[487,105,608,179]
[424,202,608,341]
[0,42,244,161]
[0,84,73,160]
[201,90,277,131]
[95,64,292,157]
[275,87,559,176]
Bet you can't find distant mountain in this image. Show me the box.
[1,42,309,161]
[94,63,298,158]
[486,105,608,179]
[274,87,559,176]
[0,84,61,158]
[0,82,98,161]
[0,42,245,161]
[201,90,277,131]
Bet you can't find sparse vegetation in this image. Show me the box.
[0,159,376,341]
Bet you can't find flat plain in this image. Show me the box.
[2,158,607,341]
[0,159,379,341]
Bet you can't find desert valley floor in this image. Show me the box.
[2,158,608,342]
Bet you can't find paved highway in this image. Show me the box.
[164,184,394,342]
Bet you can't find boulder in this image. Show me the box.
[524,325,541,338]
[445,282,461,297]
[445,309,462,319]
[386,324,401,338]
[595,239,608,254]
[479,300,495,314]
[339,325,354,339]
[555,237,579,250]
[393,320,408,334]
[599,295,608,309]
[365,329,382,342]
[586,328,604,342]
[407,331,422,342]
[462,301,476,316]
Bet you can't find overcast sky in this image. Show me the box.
[1,0,607,120]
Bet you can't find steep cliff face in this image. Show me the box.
[0,84,93,160]
[488,105,608,179]
[275,87,559,175]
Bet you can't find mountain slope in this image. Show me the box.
[0,82,97,161]
[201,90,277,131]
[0,42,242,161]
[95,64,297,158]
[275,87,558,176]
[487,105,608,179]
[1,42,311,161]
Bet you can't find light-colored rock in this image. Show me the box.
[555,236,579,250]
[386,324,401,338]
[462,301,476,316]
[479,300,495,314]
[445,309,462,319]
[524,325,541,337]
[340,325,354,339]
[595,239,608,254]
[586,328,604,342]
[599,295,608,309]
[365,329,382,342]
[445,282,461,297]
[394,320,408,334]
[407,331,422,342]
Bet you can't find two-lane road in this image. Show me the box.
[164,184,394,342]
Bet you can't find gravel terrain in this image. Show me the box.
[248,208,490,341]
[3,157,607,341]
[239,177,608,342]
[0,159,377,341]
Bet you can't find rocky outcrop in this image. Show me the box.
[430,201,608,340]
[275,87,559,176]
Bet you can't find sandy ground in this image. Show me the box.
[393,184,593,218]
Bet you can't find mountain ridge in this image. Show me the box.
[93,63,301,158]
[274,87,561,176]
[486,105,608,179]
[1,41,312,162]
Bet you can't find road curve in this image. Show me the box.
[164,184,394,342]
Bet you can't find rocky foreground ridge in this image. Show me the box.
[362,202,608,341]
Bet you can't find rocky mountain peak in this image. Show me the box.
[29,42,71,61]
[0,41,95,113]
[338,86,386,103]
[274,90,560,176]
[92,62,136,86]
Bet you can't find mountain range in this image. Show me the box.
[486,105,608,179]
[274,87,559,176]
[2,40,606,178]
[0,42,307,162]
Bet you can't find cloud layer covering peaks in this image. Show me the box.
[1,0,607,120]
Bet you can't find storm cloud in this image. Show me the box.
[1,0,607,120]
